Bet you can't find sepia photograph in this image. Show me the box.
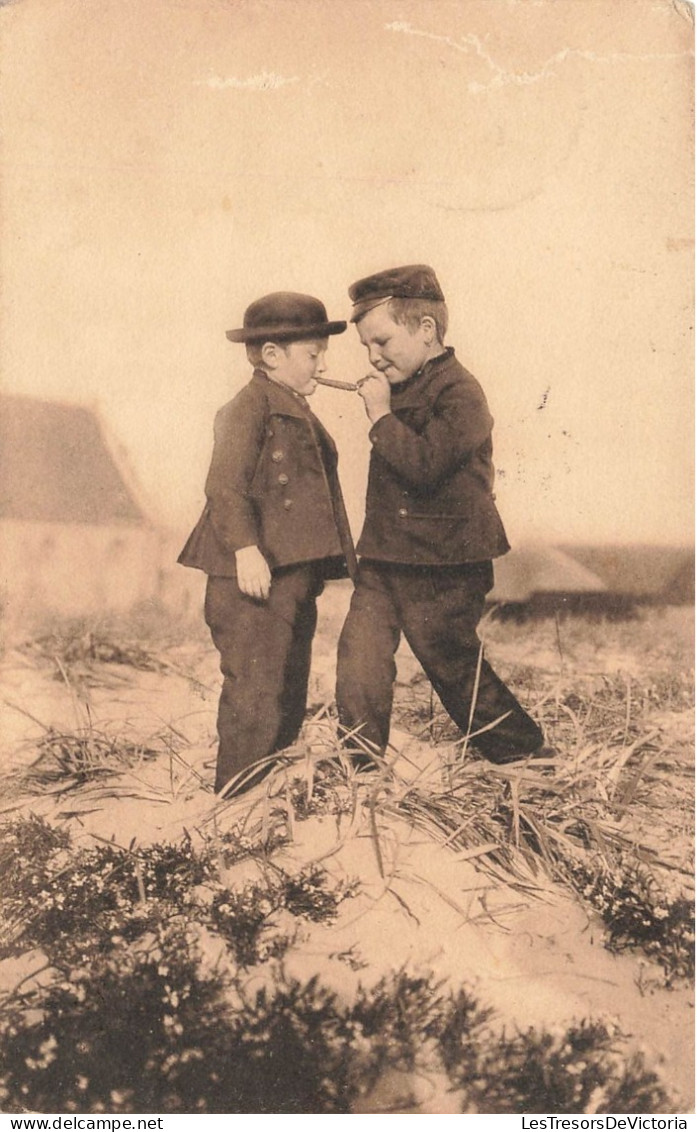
[0,0,694,1117]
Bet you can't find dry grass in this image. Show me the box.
[201,602,694,983]
[12,606,213,696]
[387,609,693,873]
[0,603,692,1113]
[13,727,162,793]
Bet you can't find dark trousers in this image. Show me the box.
[336,560,543,762]
[205,565,324,792]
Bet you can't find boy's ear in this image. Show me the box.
[261,341,281,369]
[420,315,437,344]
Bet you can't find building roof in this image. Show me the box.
[0,395,147,525]
[559,544,695,599]
[490,545,607,603]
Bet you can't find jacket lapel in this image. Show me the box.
[252,370,338,458]
[390,348,455,410]
[252,371,310,421]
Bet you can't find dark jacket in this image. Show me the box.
[178,371,357,578]
[356,348,510,566]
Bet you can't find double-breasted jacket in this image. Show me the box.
[356,348,510,566]
[178,371,356,578]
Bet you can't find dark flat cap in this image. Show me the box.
[349,264,444,322]
[226,292,347,343]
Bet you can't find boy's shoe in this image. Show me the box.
[328,751,380,774]
[216,760,277,799]
[481,744,559,766]
[350,752,380,772]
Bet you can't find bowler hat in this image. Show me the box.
[226,292,347,343]
[349,264,445,322]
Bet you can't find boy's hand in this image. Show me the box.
[235,545,272,600]
[357,373,392,425]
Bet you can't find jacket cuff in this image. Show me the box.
[368,413,394,444]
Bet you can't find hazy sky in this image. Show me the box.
[1,0,694,546]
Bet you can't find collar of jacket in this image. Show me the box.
[388,347,455,408]
[252,369,312,420]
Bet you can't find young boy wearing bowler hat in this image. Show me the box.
[336,265,552,767]
[179,292,356,797]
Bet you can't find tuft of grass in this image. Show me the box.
[230,692,690,988]
[5,669,171,799]
[199,658,693,985]
[13,606,215,695]
[20,621,167,678]
[18,728,161,791]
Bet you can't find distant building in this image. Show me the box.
[559,545,695,607]
[489,544,609,616]
[490,542,694,617]
[0,394,161,622]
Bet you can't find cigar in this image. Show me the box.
[315,376,359,391]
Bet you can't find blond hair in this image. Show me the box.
[387,298,448,344]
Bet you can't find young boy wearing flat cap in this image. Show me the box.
[179,292,356,796]
[336,264,552,766]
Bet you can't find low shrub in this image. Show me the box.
[568,859,695,984]
[0,819,357,973]
[0,947,675,1114]
[0,832,216,963]
[435,1012,672,1114]
[0,931,356,1113]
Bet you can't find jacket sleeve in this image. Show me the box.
[204,390,266,553]
[368,377,494,490]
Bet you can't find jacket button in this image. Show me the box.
[283,499,293,510]
[278,473,289,486]
[271,450,284,462]
[398,507,408,517]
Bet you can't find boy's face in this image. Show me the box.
[268,338,329,396]
[356,306,434,385]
